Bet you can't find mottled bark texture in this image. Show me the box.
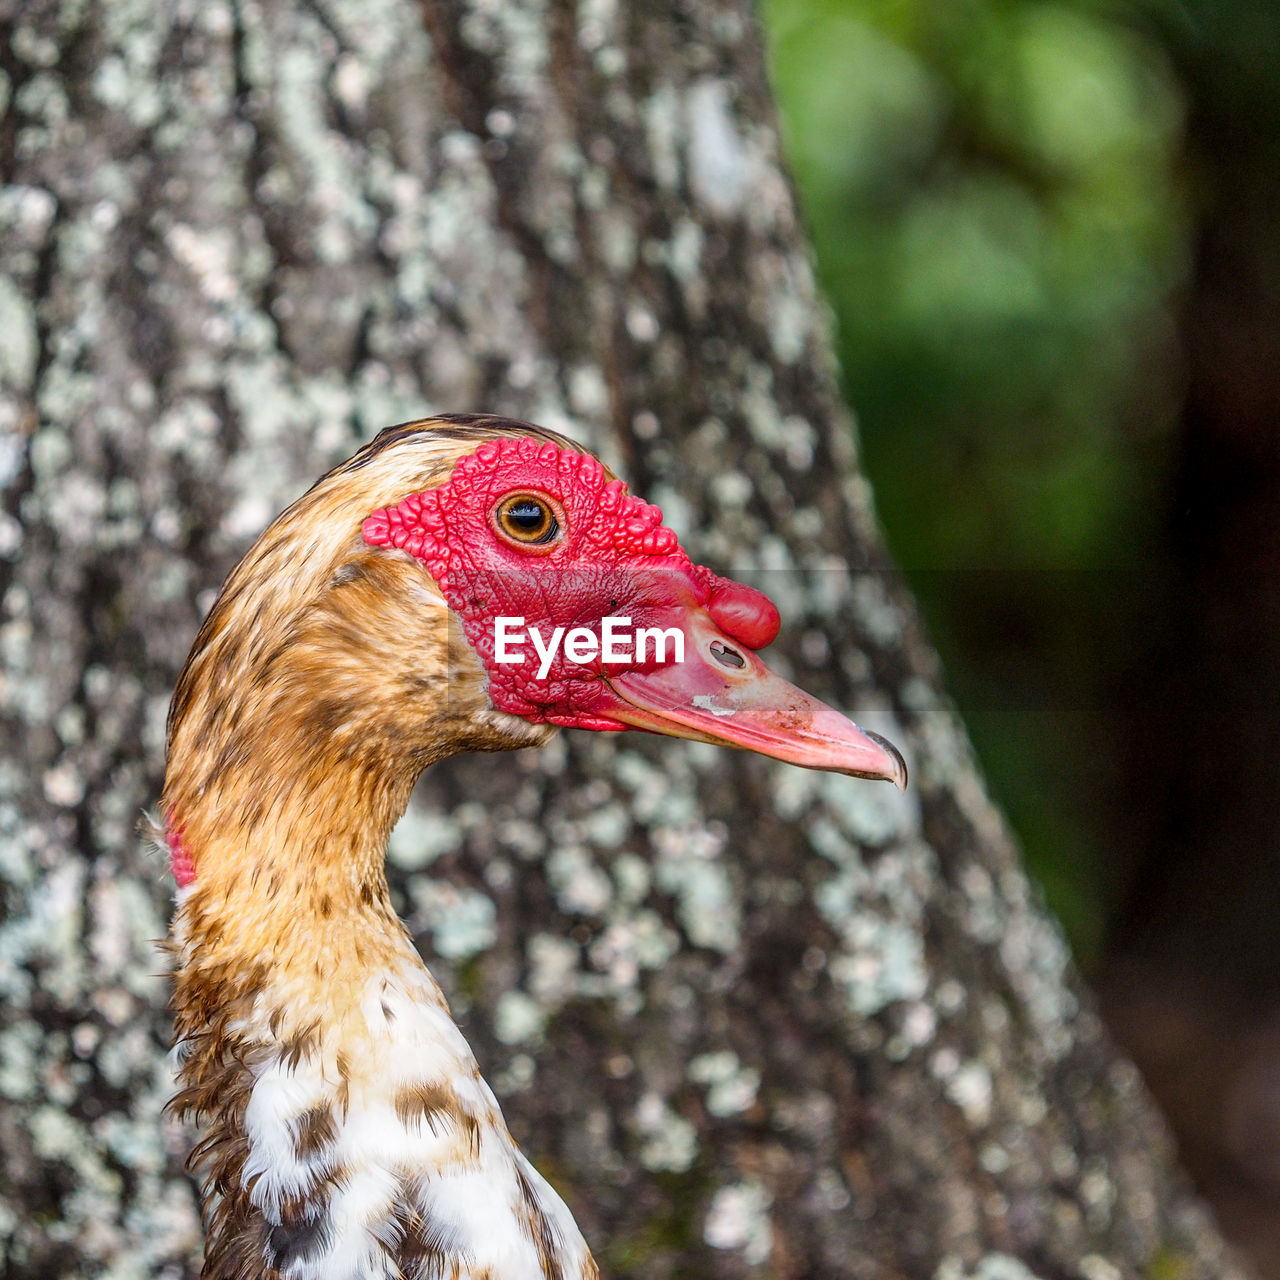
[0,1,1245,1277]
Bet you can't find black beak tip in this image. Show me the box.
[864,728,909,791]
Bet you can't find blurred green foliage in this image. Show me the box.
[763,0,1194,961]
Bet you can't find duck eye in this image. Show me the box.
[494,493,561,546]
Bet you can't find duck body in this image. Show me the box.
[161,415,904,1279]
[170,880,592,1280]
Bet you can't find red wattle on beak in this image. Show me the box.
[601,608,908,789]
[706,576,781,650]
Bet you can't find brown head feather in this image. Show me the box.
[163,416,578,900]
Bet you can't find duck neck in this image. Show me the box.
[159,535,545,984]
[165,754,434,1040]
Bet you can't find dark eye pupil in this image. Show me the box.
[497,495,560,545]
[509,501,544,529]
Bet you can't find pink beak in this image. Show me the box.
[601,608,907,789]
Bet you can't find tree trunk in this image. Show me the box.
[0,1,1245,1277]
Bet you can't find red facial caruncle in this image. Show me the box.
[167,814,197,888]
[362,437,777,727]
[363,436,906,786]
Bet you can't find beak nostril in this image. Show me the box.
[709,639,746,670]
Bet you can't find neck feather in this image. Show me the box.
[158,426,589,1279]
